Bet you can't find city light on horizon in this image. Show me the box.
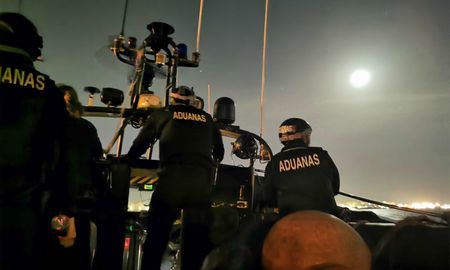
[339,200,450,210]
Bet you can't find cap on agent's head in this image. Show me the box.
[170,85,196,105]
[0,12,43,60]
[278,117,312,146]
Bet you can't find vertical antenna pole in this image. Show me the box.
[196,0,205,52]
[120,0,129,35]
[18,0,22,13]
[259,0,269,138]
[208,84,211,114]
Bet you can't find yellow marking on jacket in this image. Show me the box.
[0,65,46,90]
[173,111,206,122]
[279,153,320,172]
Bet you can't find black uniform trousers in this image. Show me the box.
[0,203,41,270]
[141,164,213,270]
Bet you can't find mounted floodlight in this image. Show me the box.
[127,37,137,49]
[137,91,162,109]
[145,22,175,53]
[213,97,235,125]
[101,87,124,107]
[232,134,258,160]
[84,86,100,106]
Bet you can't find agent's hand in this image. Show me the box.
[57,217,76,248]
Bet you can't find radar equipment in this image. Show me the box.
[87,21,202,156]
[93,18,203,157]
[213,97,272,161]
[110,21,200,110]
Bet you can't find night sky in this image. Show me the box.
[2,0,449,203]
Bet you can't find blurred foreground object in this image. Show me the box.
[262,211,371,270]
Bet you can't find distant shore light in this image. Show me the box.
[350,69,371,88]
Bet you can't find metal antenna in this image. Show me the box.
[120,0,129,36]
[18,0,23,13]
[259,0,269,138]
[208,84,211,114]
[196,0,205,52]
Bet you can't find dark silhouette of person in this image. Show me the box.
[0,12,71,270]
[57,84,103,211]
[41,84,103,270]
[127,85,224,270]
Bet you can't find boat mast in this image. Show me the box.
[208,84,212,114]
[196,0,204,53]
[120,0,129,36]
[259,0,269,139]
[17,0,23,13]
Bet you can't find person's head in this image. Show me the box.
[0,12,43,61]
[262,211,371,270]
[57,84,83,118]
[170,85,196,106]
[278,118,312,147]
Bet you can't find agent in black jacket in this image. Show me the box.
[0,13,70,270]
[264,117,340,217]
[128,85,224,270]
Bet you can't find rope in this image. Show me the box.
[196,0,204,52]
[259,0,269,138]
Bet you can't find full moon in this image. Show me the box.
[350,69,371,88]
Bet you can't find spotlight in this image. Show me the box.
[232,134,258,159]
[101,87,124,107]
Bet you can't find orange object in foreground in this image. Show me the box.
[262,210,371,270]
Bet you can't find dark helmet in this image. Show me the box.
[232,133,258,159]
[278,118,312,146]
[0,12,43,60]
[170,85,195,105]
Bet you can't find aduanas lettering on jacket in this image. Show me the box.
[173,111,207,122]
[279,153,320,172]
[0,65,46,90]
